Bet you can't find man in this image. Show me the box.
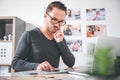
[12,1,75,72]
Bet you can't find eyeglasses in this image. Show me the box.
[46,12,66,26]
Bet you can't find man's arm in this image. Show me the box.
[12,31,39,71]
[57,39,75,67]
[53,30,75,67]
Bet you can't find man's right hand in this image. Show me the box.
[36,61,55,71]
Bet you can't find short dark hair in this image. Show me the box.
[46,1,67,14]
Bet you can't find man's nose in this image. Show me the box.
[54,22,60,28]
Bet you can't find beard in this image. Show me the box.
[47,25,56,34]
[47,25,60,33]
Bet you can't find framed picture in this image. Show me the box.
[86,8,105,21]
[86,25,106,37]
[63,23,81,36]
[65,38,82,53]
[66,9,81,20]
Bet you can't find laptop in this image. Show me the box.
[91,36,120,75]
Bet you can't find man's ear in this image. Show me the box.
[44,13,47,18]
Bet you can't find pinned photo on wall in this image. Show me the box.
[86,25,106,37]
[66,9,81,20]
[86,8,105,21]
[63,23,81,36]
[65,38,82,53]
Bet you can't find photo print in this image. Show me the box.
[66,9,81,20]
[86,25,106,37]
[63,23,81,36]
[86,8,105,21]
[66,38,82,53]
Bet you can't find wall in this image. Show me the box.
[0,0,120,68]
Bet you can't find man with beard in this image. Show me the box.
[12,1,75,72]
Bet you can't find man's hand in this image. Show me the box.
[53,30,64,42]
[36,61,55,71]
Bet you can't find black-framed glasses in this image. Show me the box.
[46,12,66,26]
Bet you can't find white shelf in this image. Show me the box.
[0,16,26,72]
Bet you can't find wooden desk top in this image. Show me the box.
[0,68,120,80]
[0,73,87,80]
[0,69,89,80]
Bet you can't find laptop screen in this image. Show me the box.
[91,36,120,75]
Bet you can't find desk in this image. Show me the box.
[0,70,88,80]
[0,67,120,80]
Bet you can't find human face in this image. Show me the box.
[45,7,66,33]
[47,12,66,26]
